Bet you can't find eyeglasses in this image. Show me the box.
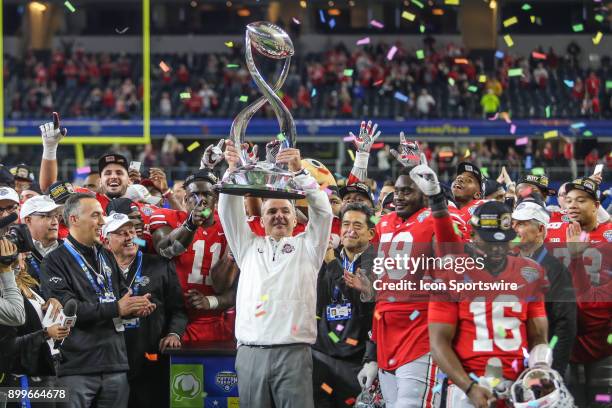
[0,204,18,214]
[31,212,61,219]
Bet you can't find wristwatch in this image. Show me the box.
[42,327,50,340]
[293,168,310,177]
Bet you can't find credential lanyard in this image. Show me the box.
[64,241,114,299]
[127,251,143,295]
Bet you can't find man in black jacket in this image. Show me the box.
[102,212,187,408]
[512,196,577,374]
[313,202,376,407]
[40,192,155,408]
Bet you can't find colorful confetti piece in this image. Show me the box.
[343,69,354,77]
[239,95,248,102]
[374,311,381,320]
[64,1,76,12]
[532,52,547,60]
[224,41,234,48]
[454,58,469,65]
[583,130,593,137]
[521,3,532,11]
[496,326,506,338]
[345,398,356,406]
[409,310,420,320]
[516,137,528,146]
[370,216,380,225]
[572,23,584,32]
[510,124,517,135]
[445,0,459,5]
[394,91,409,102]
[255,310,266,317]
[563,80,575,88]
[387,45,398,60]
[545,106,551,118]
[319,10,326,23]
[186,141,201,152]
[504,35,514,47]
[495,50,505,59]
[226,63,239,69]
[356,37,370,45]
[543,130,558,139]
[416,49,425,60]
[571,122,586,129]
[292,17,301,25]
[76,166,91,175]
[345,338,358,346]
[159,61,171,73]
[448,78,455,86]
[479,75,487,83]
[336,324,345,332]
[468,85,478,93]
[433,384,442,393]
[595,395,611,403]
[549,335,558,349]
[277,133,286,142]
[347,149,355,162]
[593,32,603,45]
[370,19,384,29]
[503,16,518,27]
[607,334,612,344]
[512,359,519,372]
[508,68,523,77]
[115,27,129,34]
[321,383,333,394]
[311,88,317,97]
[595,15,604,23]
[133,237,147,247]
[411,0,424,8]
[329,18,336,29]
[402,11,416,21]
[469,373,480,382]
[180,92,191,99]
[328,331,340,343]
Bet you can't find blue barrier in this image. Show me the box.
[4,119,612,139]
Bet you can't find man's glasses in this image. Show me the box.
[0,204,18,214]
[31,212,61,220]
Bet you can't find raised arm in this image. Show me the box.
[39,112,66,192]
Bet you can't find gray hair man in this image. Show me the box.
[219,140,333,408]
[512,196,577,374]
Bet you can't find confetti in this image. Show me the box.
[595,15,604,23]
[549,335,558,349]
[374,311,381,320]
[64,1,76,12]
[508,68,523,77]
[336,324,345,332]
[345,398,356,406]
[503,16,518,27]
[343,69,354,77]
[545,106,551,118]
[495,50,505,59]
[521,3,532,11]
[468,85,478,93]
[433,384,442,394]
[260,294,269,302]
[356,37,371,45]
[115,27,129,34]
[448,78,455,86]
[454,58,469,64]
[496,326,506,338]
[416,49,425,60]
[532,52,547,60]
[394,91,409,102]
[184,141,202,153]
[373,79,384,86]
[570,122,586,129]
[411,0,424,8]
[370,19,384,28]
[572,24,584,32]
[329,18,336,29]
[226,63,239,69]
[445,0,459,5]
[437,372,447,380]
[255,310,266,317]
[277,133,286,141]
[159,61,171,72]
[292,17,301,25]
[516,137,528,146]
[328,331,340,343]
[530,15,536,24]
[343,135,356,142]
[387,45,398,60]
[511,359,519,372]
[180,92,191,99]
[479,75,487,83]
[469,373,480,382]
[239,95,249,102]
[419,24,425,33]
[311,88,317,97]
[583,130,593,137]
[388,358,396,366]
[409,310,420,320]
[321,383,333,395]
[345,338,358,346]
[593,32,603,45]
[543,130,558,139]
[608,333,612,344]
[510,124,517,135]
[76,166,91,175]
[504,35,514,47]
[319,10,326,23]
[595,395,611,403]
[224,41,234,48]
[370,216,380,225]
[347,149,355,162]
[402,11,416,21]
[133,237,147,247]
[563,80,574,88]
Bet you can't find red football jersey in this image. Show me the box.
[548,209,570,224]
[545,221,612,363]
[149,207,233,343]
[457,199,486,238]
[429,256,548,380]
[372,208,437,370]
[58,223,69,240]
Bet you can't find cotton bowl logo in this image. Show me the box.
[215,371,238,392]
[172,372,202,401]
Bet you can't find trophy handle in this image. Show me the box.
[229,56,291,166]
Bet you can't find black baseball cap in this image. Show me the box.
[470,201,516,242]
[339,182,374,205]
[184,168,219,188]
[106,197,139,215]
[484,179,505,197]
[47,181,75,204]
[456,162,483,192]
[565,177,600,201]
[518,174,556,196]
[0,165,15,187]
[98,153,129,173]
[10,164,34,182]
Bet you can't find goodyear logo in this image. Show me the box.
[215,371,238,392]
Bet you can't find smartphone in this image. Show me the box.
[129,161,141,172]
[594,163,604,176]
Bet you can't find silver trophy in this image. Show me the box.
[218,21,306,199]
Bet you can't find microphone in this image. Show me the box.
[0,213,18,229]
[54,299,77,350]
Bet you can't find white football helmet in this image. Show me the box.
[510,366,575,408]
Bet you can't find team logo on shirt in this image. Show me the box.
[603,230,612,242]
[215,371,238,392]
[49,277,62,284]
[417,210,431,223]
[281,243,295,254]
[561,214,570,222]
[142,206,153,216]
[520,267,539,283]
[135,275,150,289]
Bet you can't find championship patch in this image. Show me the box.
[604,230,612,242]
[417,210,431,223]
[215,371,238,392]
[520,267,539,283]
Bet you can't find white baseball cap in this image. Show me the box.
[102,213,134,237]
[20,195,60,218]
[0,187,19,205]
[512,201,550,225]
[125,184,162,206]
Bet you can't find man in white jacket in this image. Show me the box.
[219,140,333,408]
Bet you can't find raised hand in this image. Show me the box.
[350,120,381,153]
[40,112,67,160]
[409,153,441,196]
[201,139,225,169]
[390,132,421,167]
[265,140,282,164]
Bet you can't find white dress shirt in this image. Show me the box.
[219,172,333,346]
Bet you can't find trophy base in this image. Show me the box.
[217,163,306,200]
